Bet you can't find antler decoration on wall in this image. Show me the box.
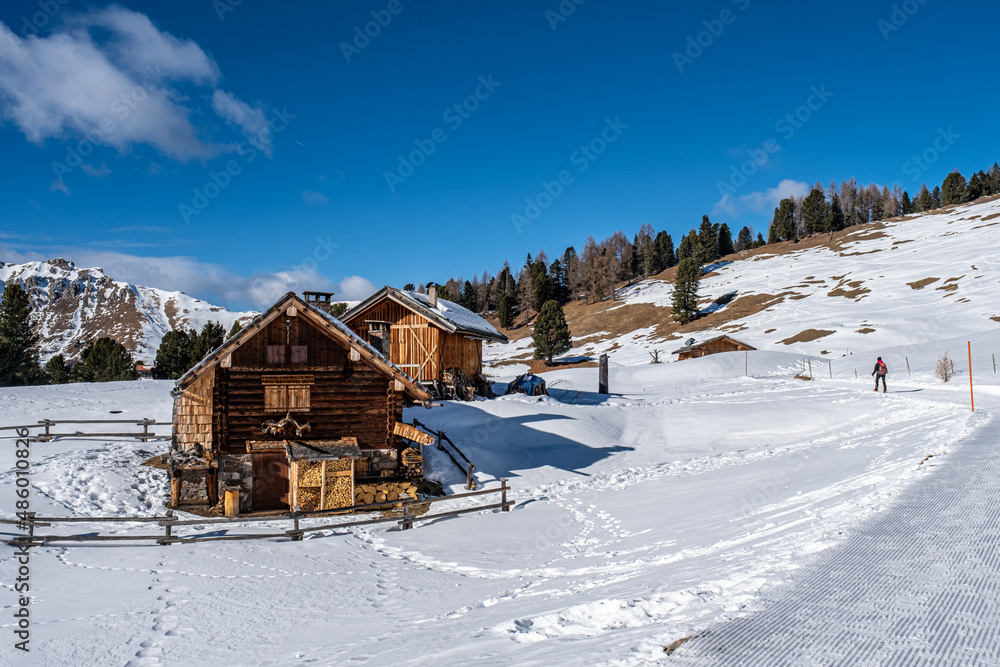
[260,412,312,437]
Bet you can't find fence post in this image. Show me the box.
[401,503,412,530]
[27,511,36,544]
[466,462,475,490]
[906,357,911,376]
[40,419,53,440]
[141,419,151,443]
[292,515,302,542]
[160,509,174,546]
[436,431,444,451]
[501,478,510,511]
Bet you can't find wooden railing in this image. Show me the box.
[0,418,169,442]
[411,419,477,489]
[1,479,512,548]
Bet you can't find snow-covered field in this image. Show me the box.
[2,199,1000,665]
[1,331,997,665]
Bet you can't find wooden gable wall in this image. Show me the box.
[209,311,401,453]
[347,299,484,381]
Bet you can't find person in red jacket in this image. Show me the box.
[872,357,887,392]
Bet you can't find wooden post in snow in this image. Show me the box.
[906,357,911,376]
[598,354,609,394]
[828,360,832,379]
[969,341,975,412]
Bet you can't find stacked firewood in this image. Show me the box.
[354,481,418,505]
[400,448,423,480]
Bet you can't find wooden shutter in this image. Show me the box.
[291,345,308,364]
[286,385,310,412]
[267,345,285,364]
[264,385,287,412]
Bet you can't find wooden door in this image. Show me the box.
[251,451,289,511]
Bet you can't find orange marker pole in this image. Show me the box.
[969,341,975,412]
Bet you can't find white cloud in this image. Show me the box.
[49,179,70,196]
[712,179,811,217]
[212,89,272,157]
[338,275,378,301]
[81,163,111,178]
[301,190,329,206]
[0,7,266,163]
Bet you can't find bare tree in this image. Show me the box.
[935,352,956,382]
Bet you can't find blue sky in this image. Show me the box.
[0,0,994,310]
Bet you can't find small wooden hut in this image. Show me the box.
[341,285,507,399]
[169,291,432,514]
[673,335,756,360]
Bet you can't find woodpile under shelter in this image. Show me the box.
[673,335,756,361]
[341,284,508,399]
[169,291,433,514]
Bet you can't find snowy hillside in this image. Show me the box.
[0,259,257,362]
[487,196,1000,370]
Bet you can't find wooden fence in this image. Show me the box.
[1,479,513,548]
[0,418,169,442]
[411,419,477,489]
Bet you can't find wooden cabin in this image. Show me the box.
[341,285,508,398]
[169,291,432,514]
[673,335,756,361]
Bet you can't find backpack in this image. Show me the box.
[877,361,887,376]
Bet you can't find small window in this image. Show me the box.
[267,345,285,364]
[291,345,308,364]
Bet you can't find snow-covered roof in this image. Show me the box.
[672,335,756,355]
[343,286,508,343]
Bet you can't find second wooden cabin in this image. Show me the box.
[672,335,756,360]
[341,284,508,399]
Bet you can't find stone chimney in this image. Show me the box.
[426,283,438,308]
[302,291,335,313]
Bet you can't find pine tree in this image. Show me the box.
[154,329,194,379]
[45,354,70,384]
[900,191,913,215]
[654,231,676,269]
[496,293,515,329]
[191,321,226,365]
[227,321,242,339]
[677,230,697,262]
[931,185,942,208]
[967,171,984,201]
[532,300,572,364]
[769,198,796,243]
[754,233,766,248]
[671,258,701,324]
[827,193,845,231]
[735,226,753,252]
[717,222,735,257]
[801,188,829,234]
[0,283,44,386]
[461,280,477,312]
[917,183,933,211]
[72,337,138,382]
[696,215,718,265]
[941,170,967,205]
[329,303,348,318]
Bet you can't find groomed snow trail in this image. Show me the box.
[672,413,1000,666]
